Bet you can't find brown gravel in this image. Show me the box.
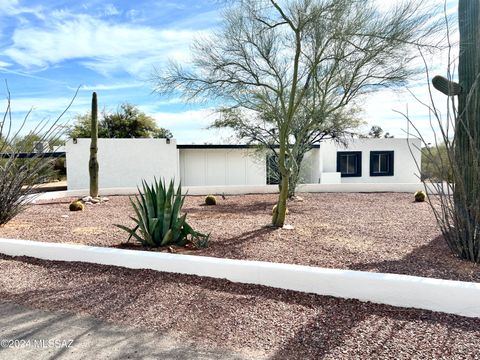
[0,193,479,282]
[1,254,479,359]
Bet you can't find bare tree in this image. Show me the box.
[153,0,443,227]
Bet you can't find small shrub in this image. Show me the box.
[272,204,289,215]
[69,201,84,211]
[205,195,217,205]
[116,179,209,248]
[414,191,426,202]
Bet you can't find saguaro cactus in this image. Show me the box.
[89,92,99,198]
[431,1,480,262]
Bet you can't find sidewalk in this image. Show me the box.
[0,302,252,360]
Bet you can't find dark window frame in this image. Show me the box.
[370,151,394,176]
[266,153,280,185]
[336,151,362,177]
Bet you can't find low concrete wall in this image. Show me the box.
[0,238,479,318]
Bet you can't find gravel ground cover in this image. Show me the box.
[0,192,478,282]
[1,254,479,359]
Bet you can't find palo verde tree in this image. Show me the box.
[153,0,443,227]
[214,104,362,198]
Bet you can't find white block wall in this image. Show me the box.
[299,148,321,184]
[320,138,421,184]
[66,139,179,190]
[1,238,479,318]
[179,149,266,186]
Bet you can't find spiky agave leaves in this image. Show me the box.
[116,178,209,248]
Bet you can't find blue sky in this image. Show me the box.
[0,0,457,144]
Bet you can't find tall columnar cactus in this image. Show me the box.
[89,92,99,198]
[432,1,480,262]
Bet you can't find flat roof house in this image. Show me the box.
[65,137,421,193]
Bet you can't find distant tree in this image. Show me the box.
[368,125,394,138]
[12,134,64,152]
[0,90,74,226]
[421,143,452,182]
[69,103,172,139]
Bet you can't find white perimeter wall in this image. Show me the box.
[320,138,421,184]
[1,238,479,318]
[179,149,266,186]
[66,139,179,190]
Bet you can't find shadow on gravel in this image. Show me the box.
[269,301,480,360]
[0,302,247,360]
[204,227,278,258]
[347,235,480,283]
[1,254,480,359]
[184,201,276,215]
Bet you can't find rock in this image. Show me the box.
[61,215,69,218]
[282,224,295,230]
[82,196,92,202]
[90,198,100,204]
[84,201,94,205]
[101,197,110,202]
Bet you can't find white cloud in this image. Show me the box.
[103,4,120,17]
[3,12,206,76]
[0,0,44,18]
[0,95,90,113]
[68,82,144,91]
[149,108,232,143]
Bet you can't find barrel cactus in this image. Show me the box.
[272,204,288,215]
[69,201,84,212]
[205,195,217,205]
[414,191,426,203]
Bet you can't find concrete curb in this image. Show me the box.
[0,238,479,318]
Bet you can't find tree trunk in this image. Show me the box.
[89,92,99,198]
[272,137,289,227]
[288,151,305,198]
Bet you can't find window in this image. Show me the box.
[337,151,362,177]
[266,154,280,185]
[370,151,394,176]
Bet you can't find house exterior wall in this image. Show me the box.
[65,138,421,191]
[179,148,266,186]
[66,138,179,190]
[320,138,421,184]
[298,148,321,184]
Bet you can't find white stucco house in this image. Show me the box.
[65,137,421,193]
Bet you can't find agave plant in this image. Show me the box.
[116,179,209,248]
